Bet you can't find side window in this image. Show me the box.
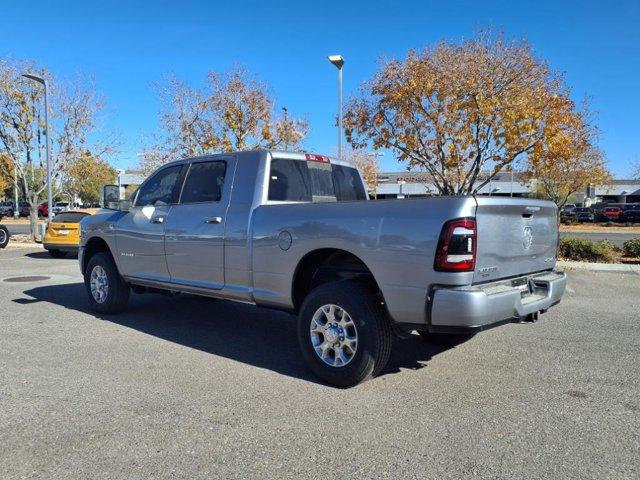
[135,165,183,207]
[331,164,367,201]
[268,158,312,202]
[180,161,227,204]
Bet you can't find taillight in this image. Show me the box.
[434,218,477,272]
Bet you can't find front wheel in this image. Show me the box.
[84,252,130,314]
[297,281,393,388]
[48,249,67,258]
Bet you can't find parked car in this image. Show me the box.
[561,204,576,215]
[622,204,640,223]
[43,209,98,258]
[0,201,15,217]
[573,207,595,223]
[52,202,70,214]
[604,206,623,221]
[38,202,49,217]
[18,201,30,217]
[79,151,567,387]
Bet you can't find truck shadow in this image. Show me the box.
[19,282,454,387]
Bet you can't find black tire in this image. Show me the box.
[0,225,8,249]
[297,280,393,388]
[418,331,475,347]
[84,251,130,314]
[48,249,67,258]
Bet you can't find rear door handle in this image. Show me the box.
[204,216,223,224]
[151,216,164,224]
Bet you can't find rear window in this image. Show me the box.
[52,212,89,223]
[268,157,366,202]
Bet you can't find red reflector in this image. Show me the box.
[434,218,477,272]
[305,153,330,163]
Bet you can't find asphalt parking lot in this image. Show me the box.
[1,248,638,479]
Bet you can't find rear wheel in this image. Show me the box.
[297,281,392,388]
[48,249,67,258]
[0,225,8,249]
[84,252,130,314]
[418,331,475,347]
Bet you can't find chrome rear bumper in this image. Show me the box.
[429,270,567,331]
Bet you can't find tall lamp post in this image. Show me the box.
[22,73,52,224]
[328,55,344,161]
[13,163,19,218]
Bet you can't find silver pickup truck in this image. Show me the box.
[79,150,566,387]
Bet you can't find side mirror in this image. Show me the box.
[102,184,120,209]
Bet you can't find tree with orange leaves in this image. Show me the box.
[525,98,609,209]
[143,68,308,173]
[344,32,605,197]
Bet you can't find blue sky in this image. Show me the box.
[1,0,639,176]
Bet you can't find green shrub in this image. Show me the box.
[623,237,640,257]
[559,237,617,263]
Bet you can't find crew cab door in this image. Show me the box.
[115,164,185,282]
[164,158,232,290]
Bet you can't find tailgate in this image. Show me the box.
[473,197,558,283]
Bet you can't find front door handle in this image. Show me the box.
[204,216,222,224]
[151,216,164,224]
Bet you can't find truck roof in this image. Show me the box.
[160,150,355,169]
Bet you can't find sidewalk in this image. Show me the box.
[557,260,640,273]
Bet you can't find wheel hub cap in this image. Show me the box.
[309,304,358,367]
[90,265,109,304]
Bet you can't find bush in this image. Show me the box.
[623,237,640,257]
[559,237,617,263]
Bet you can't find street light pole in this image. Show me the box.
[13,163,18,218]
[22,73,52,225]
[328,55,345,161]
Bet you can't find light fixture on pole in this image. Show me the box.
[328,54,344,161]
[22,73,52,225]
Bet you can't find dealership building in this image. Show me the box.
[375,171,640,205]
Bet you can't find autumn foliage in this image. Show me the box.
[344,32,608,198]
[142,68,308,172]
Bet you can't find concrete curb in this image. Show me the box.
[5,242,43,249]
[557,260,640,273]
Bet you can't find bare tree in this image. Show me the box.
[0,59,114,239]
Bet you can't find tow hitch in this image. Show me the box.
[520,312,539,323]
[517,307,548,323]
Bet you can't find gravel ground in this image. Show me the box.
[0,248,638,479]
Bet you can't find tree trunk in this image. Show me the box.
[28,197,39,242]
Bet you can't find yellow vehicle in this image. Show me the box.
[43,210,98,258]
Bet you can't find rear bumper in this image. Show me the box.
[43,243,79,253]
[428,270,567,333]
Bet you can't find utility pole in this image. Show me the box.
[328,55,345,161]
[282,107,289,150]
[13,163,18,218]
